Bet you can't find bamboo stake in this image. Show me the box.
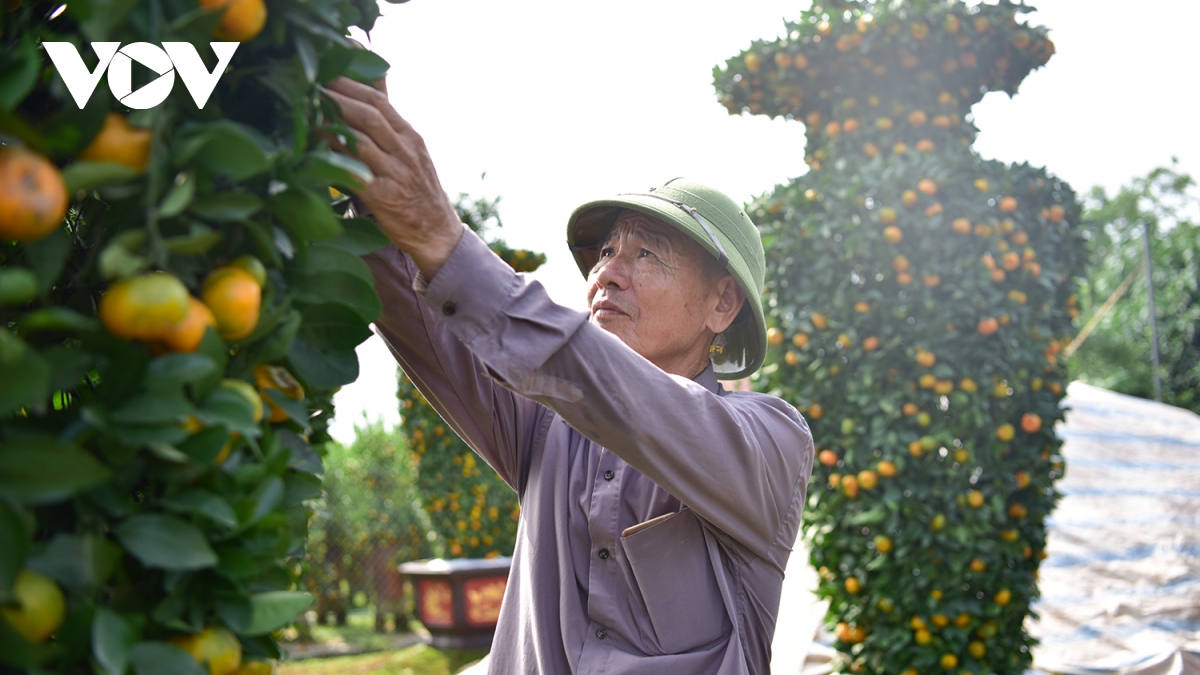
[1063,261,1144,359]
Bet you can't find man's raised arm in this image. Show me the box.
[322,77,543,491]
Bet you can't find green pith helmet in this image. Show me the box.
[566,177,767,380]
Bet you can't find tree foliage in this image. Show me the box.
[396,190,543,559]
[304,422,432,620]
[1072,164,1200,412]
[317,423,432,563]
[0,0,403,670]
[715,1,1085,673]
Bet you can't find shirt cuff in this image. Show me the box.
[420,230,521,344]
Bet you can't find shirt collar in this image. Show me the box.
[694,363,720,394]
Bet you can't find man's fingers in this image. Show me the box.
[325,75,372,97]
[323,126,402,190]
[324,85,426,171]
[325,77,411,134]
[323,86,403,154]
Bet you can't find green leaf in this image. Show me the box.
[39,87,108,158]
[184,123,272,181]
[159,490,238,528]
[145,442,191,463]
[129,642,206,675]
[178,426,229,465]
[110,391,194,426]
[279,430,323,474]
[262,388,307,424]
[0,268,37,306]
[217,591,313,635]
[158,174,196,218]
[296,303,372,350]
[163,224,223,255]
[111,423,189,449]
[282,472,322,506]
[258,57,310,108]
[213,545,266,581]
[93,608,140,675]
[145,353,218,389]
[192,330,230,396]
[27,533,121,593]
[268,188,343,240]
[196,386,259,435]
[271,224,295,260]
[42,345,94,392]
[76,0,141,41]
[305,242,376,283]
[189,192,263,222]
[328,216,390,255]
[149,583,190,632]
[316,44,357,84]
[250,309,302,365]
[98,244,147,280]
[294,33,318,84]
[114,514,218,571]
[62,161,142,192]
[0,497,31,597]
[242,476,284,524]
[0,37,39,112]
[848,506,888,526]
[0,616,47,667]
[0,436,111,505]
[166,5,222,36]
[287,337,359,389]
[23,228,71,298]
[0,112,48,161]
[290,98,311,159]
[346,49,391,83]
[97,230,148,278]
[294,271,381,323]
[20,307,97,333]
[0,335,51,415]
[297,149,372,188]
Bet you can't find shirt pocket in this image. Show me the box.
[621,507,732,654]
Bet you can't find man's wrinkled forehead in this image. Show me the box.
[604,210,683,252]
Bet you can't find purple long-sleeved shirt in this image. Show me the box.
[365,229,814,674]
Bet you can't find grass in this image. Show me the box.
[278,644,488,675]
[285,608,418,655]
[278,608,487,674]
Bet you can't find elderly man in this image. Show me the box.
[324,77,814,675]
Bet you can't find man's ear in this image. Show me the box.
[706,274,745,335]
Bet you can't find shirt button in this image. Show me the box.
[596,627,607,640]
[598,548,610,560]
[442,301,457,316]
[604,470,615,481]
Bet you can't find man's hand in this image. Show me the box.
[321,77,464,279]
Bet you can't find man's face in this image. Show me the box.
[586,211,723,375]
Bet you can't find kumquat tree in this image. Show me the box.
[397,190,544,560]
[715,1,1086,673]
[0,0,404,670]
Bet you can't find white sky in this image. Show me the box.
[329,0,1200,444]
